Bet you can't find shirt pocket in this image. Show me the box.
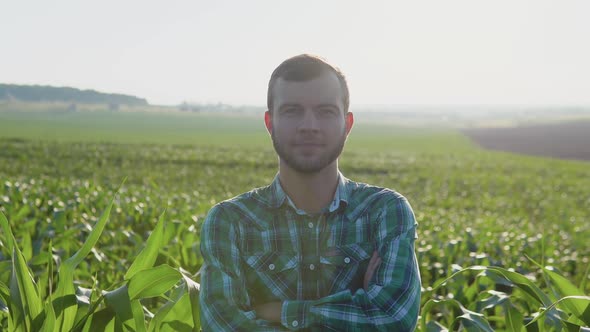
[320,242,373,294]
[243,251,298,302]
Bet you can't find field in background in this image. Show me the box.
[463,120,590,161]
[1,107,589,330]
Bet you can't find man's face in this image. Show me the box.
[266,71,353,174]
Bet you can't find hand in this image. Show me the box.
[253,302,282,323]
[363,250,382,291]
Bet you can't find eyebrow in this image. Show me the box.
[316,104,339,109]
[278,103,302,109]
[277,103,340,112]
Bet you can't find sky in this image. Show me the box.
[1,0,589,107]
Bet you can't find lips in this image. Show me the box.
[294,142,324,147]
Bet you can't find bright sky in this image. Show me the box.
[1,0,589,107]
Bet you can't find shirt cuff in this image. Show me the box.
[281,300,312,330]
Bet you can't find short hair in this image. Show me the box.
[267,54,350,114]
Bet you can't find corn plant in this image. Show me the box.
[1,113,590,330]
[0,198,201,331]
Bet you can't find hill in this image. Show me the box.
[0,83,148,106]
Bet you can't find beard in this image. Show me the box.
[271,130,347,174]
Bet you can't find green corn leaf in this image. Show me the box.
[580,261,590,293]
[51,264,76,331]
[424,320,449,332]
[148,284,186,332]
[154,293,193,332]
[52,210,67,234]
[71,292,106,332]
[562,317,586,331]
[4,210,43,332]
[82,307,116,332]
[131,300,147,332]
[64,197,114,268]
[9,251,30,332]
[504,301,525,332]
[48,240,54,297]
[6,272,20,332]
[28,251,51,267]
[484,268,552,307]
[104,284,136,331]
[181,274,200,330]
[13,205,31,223]
[40,240,56,332]
[0,280,9,309]
[53,194,115,332]
[527,254,590,325]
[452,310,494,332]
[21,230,32,262]
[35,255,51,300]
[74,285,95,328]
[480,267,568,324]
[128,265,181,300]
[0,212,15,259]
[432,265,553,307]
[544,268,590,325]
[475,290,509,312]
[40,298,56,332]
[420,299,462,331]
[0,261,11,286]
[525,295,590,328]
[125,210,167,280]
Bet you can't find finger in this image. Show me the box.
[374,255,382,268]
[364,251,382,290]
[367,252,378,277]
[368,250,378,266]
[368,251,380,270]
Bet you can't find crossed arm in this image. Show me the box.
[254,250,383,322]
[199,198,421,331]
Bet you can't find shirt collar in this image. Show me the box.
[270,172,350,215]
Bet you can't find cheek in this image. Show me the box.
[329,123,347,136]
[274,121,297,134]
[271,125,293,142]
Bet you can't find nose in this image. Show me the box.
[298,109,319,132]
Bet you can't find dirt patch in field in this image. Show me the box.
[461,120,590,161]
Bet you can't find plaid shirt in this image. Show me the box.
[199,173,421,331]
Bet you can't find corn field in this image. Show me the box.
[0,111,589,331]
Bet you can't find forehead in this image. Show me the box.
[272,71,344,109]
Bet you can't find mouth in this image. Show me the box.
[294,142,324,147]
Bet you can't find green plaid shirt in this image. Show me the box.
[199,173,421,331]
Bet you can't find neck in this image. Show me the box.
[278,160,340,214]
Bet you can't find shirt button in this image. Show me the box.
[344,257,351,264]
[308,222,314,228]
[309,264,315,270]
[268,263,275,270]
[292,320,299,327]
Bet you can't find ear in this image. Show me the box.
[345,112,354,135]
[264,110,273,134]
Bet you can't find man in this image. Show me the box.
[199,54,421,331]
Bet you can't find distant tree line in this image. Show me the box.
[0,84,148,106]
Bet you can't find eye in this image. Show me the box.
[317,107,338,117]
[280,105,301,116]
